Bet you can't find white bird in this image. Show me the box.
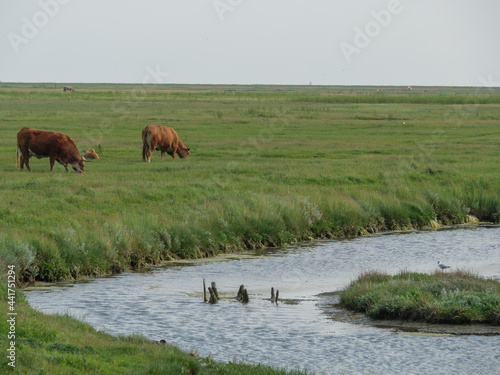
[437,261,451,271]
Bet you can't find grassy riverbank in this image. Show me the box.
[0,288,304,374]
[340,270,500,324]
[0,84,499,283]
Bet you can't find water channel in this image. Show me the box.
[25,226,500,374]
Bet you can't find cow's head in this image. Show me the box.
[177,147,190,159]
[71,157,86,173]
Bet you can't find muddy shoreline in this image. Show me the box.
[319,292,500,336]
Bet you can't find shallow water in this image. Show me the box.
[26,226,500,374]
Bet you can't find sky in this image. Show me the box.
[1,0,499,86]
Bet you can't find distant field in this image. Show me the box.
[1,84,499,282]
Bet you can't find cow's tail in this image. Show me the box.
[16,145,19,169]
[141,128,147,161]
[142,128,152,162]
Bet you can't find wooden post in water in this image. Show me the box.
[211,282,220,300]
[208,287,218,304]
[275,290,279,304]
[237,285,245,300]
[270,287,275,302]
[241,288,249,303]
[203,279,207,303]
[236,284,249,303]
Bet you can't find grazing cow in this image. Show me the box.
[63,86,74,92]
[16,127,86,173]
[83,149,100,160]
[142,125,190,163]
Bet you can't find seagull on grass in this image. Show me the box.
[437,261,451,271]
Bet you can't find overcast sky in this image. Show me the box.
[1,0,499,86]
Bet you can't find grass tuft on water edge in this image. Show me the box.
[340,270,500,325]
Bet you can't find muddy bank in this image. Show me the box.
[319,292,500,336]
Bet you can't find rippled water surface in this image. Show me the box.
[26,226,500,374]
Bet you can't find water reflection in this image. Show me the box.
[26,226,500,374]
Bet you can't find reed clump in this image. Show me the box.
[340,270,500,324]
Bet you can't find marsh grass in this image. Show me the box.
[340,270,500,324]
[0,84,499,283]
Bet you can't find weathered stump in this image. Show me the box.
[211,282,220,300]
[241,288,249,303]
[275,290,279,304]
[203,279,208,303]
[270,287,275,302]
[237,285,245,300]
[208,287,218,304]
[236,284,249,303]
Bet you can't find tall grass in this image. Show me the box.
[340,270,500,324]
[0,85,499,283]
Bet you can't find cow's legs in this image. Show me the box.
[147,140,156,163]
[18,147,31,171]
[24,155,31,171]
[21,154,31,171]
[56,158,69,172]
[49,156,56,172]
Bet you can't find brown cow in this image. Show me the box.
[63,86,74,92]
[142,125,190,163]
[16,127,86,173]
[83,149,100,160]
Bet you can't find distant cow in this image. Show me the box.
[63,86,74,92]
[142,125,190,163]
[83,149,100,160]
[16,127,86,173]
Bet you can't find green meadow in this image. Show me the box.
[1,84,500,282]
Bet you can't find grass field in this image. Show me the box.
[1,83,499,282]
